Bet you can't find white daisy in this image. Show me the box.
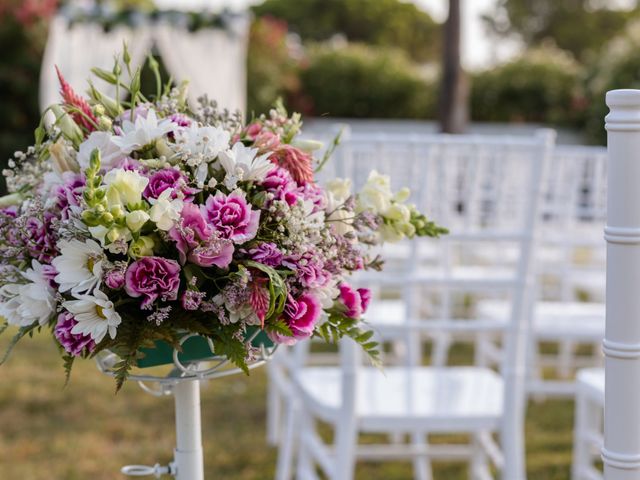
[52,239,104,293]
[219,142,273,183]
[0,261,56,327]
[149,188,184,231]
[63,289,121,343]
[112,110,176,154]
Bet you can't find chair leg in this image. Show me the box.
[431,332,452,367]
[266,371,282,446]
[275,401,299,480]
[471,433,491,480]
[333,416,358,479]
[572,388,588,480]
[411,432,433,480]
[558,340,576,379]
[296,410,316,480]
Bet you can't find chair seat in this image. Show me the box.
[477,299,604,341]
[576,368,604,403]
[295,366,503,433]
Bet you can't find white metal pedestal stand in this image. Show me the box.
[96,333,277,479]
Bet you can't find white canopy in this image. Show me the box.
[39,13,249,115]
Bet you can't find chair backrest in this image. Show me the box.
[537,145,607,302]
[330,130,556,479]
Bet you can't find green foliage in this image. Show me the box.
[252,0,440,63]
[0,322,40,366]
[470,47,585,126]
[0,16,49,195]
[247,17,303,115]
[300,43,436,119]
[485,0,640,61]
[316,313,381,366]
[583,19,640,144]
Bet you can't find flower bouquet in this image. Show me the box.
[0,48,445,390]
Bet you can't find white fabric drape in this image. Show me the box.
[40,15,249,115]
[40,16,153,111]
[154,16,249,113]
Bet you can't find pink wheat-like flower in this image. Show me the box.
[272,145,314,185]
[56,66,98,132]
[250,279,270,329]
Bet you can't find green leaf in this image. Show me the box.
[0,322,39,365]
[214,334,249,375]
[62,355,75,387]
[0,321,8,337]
[266,319,293,338]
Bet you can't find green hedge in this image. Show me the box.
[470,47,585,126]
[299,43,436,119]
[252,0,440,63]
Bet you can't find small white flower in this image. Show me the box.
[52,239,104,293]
[77,131,125,170]
[174,124,230,162]
[219,142,273,183]
[149,189,184,231]
[326,178,352,204]
[112,110,177,153]
[0,261,56,327]
[63,289,121,343]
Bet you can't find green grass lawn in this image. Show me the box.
[0,332,578,479]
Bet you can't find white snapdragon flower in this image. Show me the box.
[356,170,393,214]
[149,189,184,231]
[77,131,125,170]
[126,210,151,232]
[219,142,273,183]
[52,239,104,293]
[326,178,352,204]
[112,110,177,153]
[63,289,121,343]
[0,261,56,327]
[104,168,149,209]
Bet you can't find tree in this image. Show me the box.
[439,0,468,133]
[484,0,640,61]
[252,0,441,63]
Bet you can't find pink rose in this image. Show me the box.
[339,283,368,319]
[125,257,181,309]
[269,293,322,346]
[202,191,260,244]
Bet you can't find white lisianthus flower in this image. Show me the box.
[126,210,150,232]
[52,239,104,293]
[0,192,22,208]
[357,170,393,214]
[63,289,121,343]
[104,168,149,209]
[219,142,273,183]
[314,279,340,309]
[149,189,184,231]
[111,110,177,153]
[328,208,355,236]
[77,131,125,170]
[326,178,352,204]
[0,261,56,327]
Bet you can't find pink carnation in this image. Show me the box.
[125,257,181,309]
[202,191,260,244]
[339,283,370,319]
[54,312,96,357]
[269,293,321,346]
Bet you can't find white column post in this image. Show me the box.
[173,380,205,480]
[603,89,640,479]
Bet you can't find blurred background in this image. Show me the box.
[4,0,640,179]
[0,0,631,478]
